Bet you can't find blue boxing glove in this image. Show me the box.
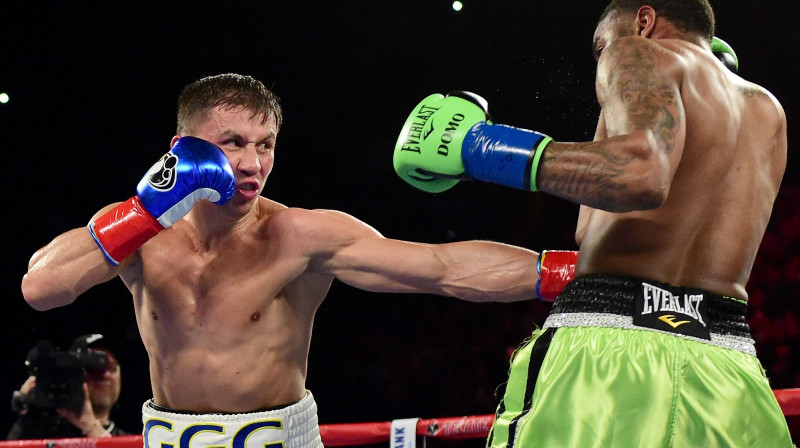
[136,136,236,227]
[88,136,236,265]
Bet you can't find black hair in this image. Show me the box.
[600,0,715,40]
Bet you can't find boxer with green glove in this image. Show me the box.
[393,8,793,444]
[394,36,739,195]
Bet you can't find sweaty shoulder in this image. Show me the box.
[660,38,784,118]
[728,76,787,185]
[731,77,786,125]
[267,207,383,257]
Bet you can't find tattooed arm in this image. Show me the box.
[538,36,686,212]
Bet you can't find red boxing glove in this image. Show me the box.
[537,250,578,302]
[88,196,164,265]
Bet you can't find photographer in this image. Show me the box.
[7,334,127,439]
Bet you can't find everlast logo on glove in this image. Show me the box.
[633,281,711,340]
[146,152,179,191]
[398,103,440,154]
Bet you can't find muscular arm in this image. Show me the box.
[538,36,686,212]
[21,204,129,310]
[294,209,540,303]
[574,118,607,246]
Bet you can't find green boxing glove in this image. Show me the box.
[711,36,738,72]
[393,91,552,193]
[393,92,489,193]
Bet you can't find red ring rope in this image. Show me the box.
[1,389,796,447]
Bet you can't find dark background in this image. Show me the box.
[1,0,798,442]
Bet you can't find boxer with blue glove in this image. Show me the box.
[25,73,568,448]
[88,136,236,265]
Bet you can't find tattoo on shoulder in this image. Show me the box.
[542,40,684,209]
[602,40,681,154]
[734,84,766,98]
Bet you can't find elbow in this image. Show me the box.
[621,178,669,212]
[607,180,669,213]
[21,274,45,311]
[608,131,671,212]
[21,272,68,311]
[21,273,50,311]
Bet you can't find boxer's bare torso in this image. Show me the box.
[541,26,786,300]
[124,198,338,412]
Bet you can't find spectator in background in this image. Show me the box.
[7,334,127,439]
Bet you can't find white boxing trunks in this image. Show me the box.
[142,391,322,448]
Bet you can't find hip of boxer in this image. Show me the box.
[142,391,322,448]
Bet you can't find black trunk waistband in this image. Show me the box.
[551,274,751,339]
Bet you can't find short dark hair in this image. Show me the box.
[177,73,283,134]
[600,0,715,40]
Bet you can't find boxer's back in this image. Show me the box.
[577,38,787,300]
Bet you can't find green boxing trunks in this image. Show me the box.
[487,274,792,448]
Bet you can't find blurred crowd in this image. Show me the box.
[747,185,800,436]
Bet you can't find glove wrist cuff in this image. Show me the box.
[528,135,552,192]
[462,123,551,191]
[88,196,165,265]
[537,250,578,302]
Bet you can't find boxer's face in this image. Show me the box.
[184,105,278,211]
